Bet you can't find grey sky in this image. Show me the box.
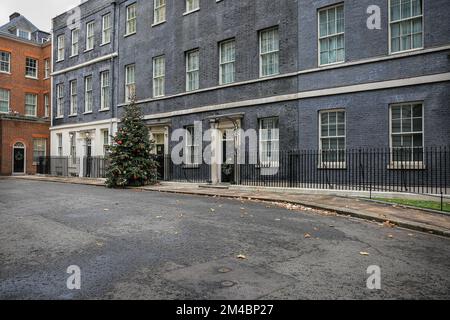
[0,0,81,32]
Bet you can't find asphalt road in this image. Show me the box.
[0,179,449,299]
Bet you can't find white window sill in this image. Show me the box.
[99,108,110,112]
[25,76,38,80]
[259,72,280,79]
[124,32,136,38]
[83,111,93,115]
[0,71,11,75]
[0,111,10,114]
[100,42,111,47]
[25,114,37,117]
[55,116,64,119]
[152,20,166,27]
[70,54,78,58]
[387,162,425,170]
[319,60,345,68]
[56,59,64,63]
[389,47,424,56]
[68,114,78,117]
[183,8,200,16]
[84,48,94,53]
[153,94,165,99]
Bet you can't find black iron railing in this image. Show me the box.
[166,155,211,183]
[83,156,109,178]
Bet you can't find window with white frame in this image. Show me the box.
[102,13,112,44]
[70,80,77,115]
[33,139,46,163]
[186,0,199,13]
[126,3,137,35]
[259,117,279,165]
[319,110,346,164]
[57,134,63,156]
[260,27,279,77]
[186,49,199,92]
[57,34,65,61]
[70,133,76,160]
[125,64,136,102]
[153,56,165,97]
[56,84,64,117]
[86,22,95,51]
[100,70,110,110]
[154,0,166,24]
[84,76,93,112]
[102,129,110,155]
[44,59,50,78]
[25,93,37,116]
[25,57,38,78]
[71,29,78,56]
[319,4,345,66]
[0,88,10,113]
[44,94,49,117]
[219,39,235,85]
[185,125,200,165]
[17,29,31,40]
[390,103,424,162]
[0,51,11,73]
[390,0,423,53]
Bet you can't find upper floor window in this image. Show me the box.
[25,93,37,117]
[154,0,166,24]
[57,35,65,61]
[86,22,95,51]
[219,39,236,85]
[25,57,38,78]
[44,59,50,78]
[102,13,112,44]
[186,49,199,92]
[70,80,78,115]
[17,29,31,40]
[84,76,93,113]
[186,0,199,13]
[56,84,64,118]
[44,94,50,117]
[390,0,423,54]
[153,56,165,97]
[259,27,279,77]
[125,64,136,102]
[259,117,279,165]
[319,110,346,165]
[126,3,137,36]
[390,103,424,162]
[319,4,345,66]
[100,70,111,110]
[71,29,79,56]
[0,88,10,113]
[0,51,11,73]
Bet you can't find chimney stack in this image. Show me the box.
[9,13,20,21]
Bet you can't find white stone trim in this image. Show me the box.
[51,52,118,76]
[50,118,118,131]
[143,72,450,120]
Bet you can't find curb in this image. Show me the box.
[5,176,449,238]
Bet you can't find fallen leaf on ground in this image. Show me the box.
[210,208,215,212]
[275,218,281,221]
[304,233,311,239]
[96,242,103,247]
[408,233,414,236]
[388,234,394,238]
[383,220,396,228]
[360,251,370,256]
[156,216,162,219]
[236,254,247,260]
[103,208,109,211]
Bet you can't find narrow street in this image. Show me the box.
[0,179,449,299]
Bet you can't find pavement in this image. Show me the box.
[0,179,449,299]
[6,175,450,238]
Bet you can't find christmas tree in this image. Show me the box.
[105,100,158,188]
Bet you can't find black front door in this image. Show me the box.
[13,148,25,173]
[85,139,92,177]
[221,131,235,183]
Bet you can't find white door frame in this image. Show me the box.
[12,142,26,175]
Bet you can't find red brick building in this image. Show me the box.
[0,13,51,175]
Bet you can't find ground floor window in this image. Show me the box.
[185,125,200,165]
[33,139,46,163]
[259,117,279,165]
[57,134,63,156]
[390,102,424,162]
[319,110,346,165]
[102,129,109,155]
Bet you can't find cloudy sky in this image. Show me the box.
[0,0,81,32]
